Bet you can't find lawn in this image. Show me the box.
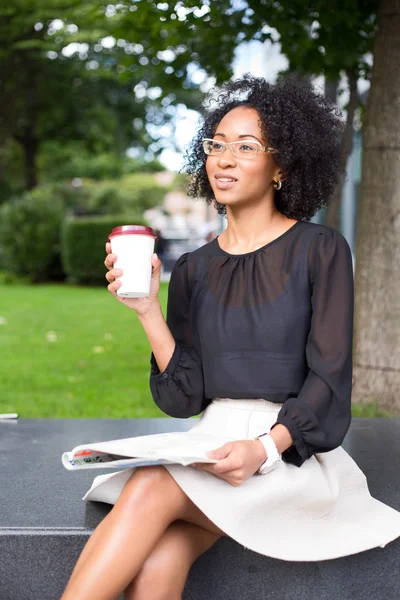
[0,282,170,418]
[0,282,389,418]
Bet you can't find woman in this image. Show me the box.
[61,74,400,600]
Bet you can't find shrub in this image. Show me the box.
[0,269,30,286]
[81,174,168,216]
[61,215,149,285]
[48,181,93,215]
[86,183,133,216]
[0,188,63,282]
[119,173,168,213]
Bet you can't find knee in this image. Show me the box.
[120,465,167,497]
[117,466,184,514]
[129,465,170,487]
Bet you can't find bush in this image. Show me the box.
[48,181,93,215]
[0,269,30,286]
[61,215,149,285]
[85,183,133,216]
[118,173,167,213]
[0,188,63,282]
[0,170,169,283]
[81,173,168,216]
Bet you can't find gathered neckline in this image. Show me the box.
[215,220,303,258]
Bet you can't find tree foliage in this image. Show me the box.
[0,0,380,201]
[0,1,213,192]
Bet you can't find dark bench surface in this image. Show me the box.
[1,417,399,530]
[0,418,193,530]
[1,418,400,600]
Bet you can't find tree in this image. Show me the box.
[352,0,400,412]
[0,2,147,190]
[0,1,210,192]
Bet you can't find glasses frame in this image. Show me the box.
[202,138,276,158]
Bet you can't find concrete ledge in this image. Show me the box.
[0,418,399,600]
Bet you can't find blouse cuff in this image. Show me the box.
[150,342,207,418]
[271,414,311,467]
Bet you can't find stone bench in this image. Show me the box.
[0,417,399,600]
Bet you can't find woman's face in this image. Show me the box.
[205,106,280,209]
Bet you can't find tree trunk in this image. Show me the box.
[23,133,38,190]
[22,60,38,190]
[325,71,358,229]
[352,0,400,412]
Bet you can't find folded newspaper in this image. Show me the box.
[62,431,235,471]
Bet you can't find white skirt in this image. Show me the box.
[83,398,400,562]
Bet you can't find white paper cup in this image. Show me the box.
[108,225,157,298]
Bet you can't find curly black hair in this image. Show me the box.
[183,73,345,221]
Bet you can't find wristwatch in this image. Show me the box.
[256,433,282,475]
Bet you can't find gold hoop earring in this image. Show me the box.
[273,180,282,190]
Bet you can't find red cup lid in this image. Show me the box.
[108,225,157,241]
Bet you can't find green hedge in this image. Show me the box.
[61,215,148,285]
[0,189,63,282]
[0,173,170,283]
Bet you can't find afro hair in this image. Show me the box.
[183,73,345,221]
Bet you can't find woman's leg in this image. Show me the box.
[61,466,224,600]
[124,520,222,600]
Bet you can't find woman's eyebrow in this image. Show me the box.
[214,133,262,143]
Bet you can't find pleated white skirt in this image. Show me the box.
[83,398,400,562]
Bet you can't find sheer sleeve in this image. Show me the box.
[272,228,354,467]
[150,253,210,418]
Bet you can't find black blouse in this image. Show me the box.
[150,220,354,467]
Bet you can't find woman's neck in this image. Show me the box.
[220,205,296,254]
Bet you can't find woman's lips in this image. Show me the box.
[214,176,238,190]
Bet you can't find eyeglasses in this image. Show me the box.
[202,138,276,159]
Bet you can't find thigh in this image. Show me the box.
[119,466,226,537]
[124,520,221,600]
[179,491,226,537]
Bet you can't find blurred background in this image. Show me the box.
[0,0,398,419]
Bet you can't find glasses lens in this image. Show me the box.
[202,140,224,155]
[231,141,259,157]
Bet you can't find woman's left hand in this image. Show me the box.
[192,440,267,487]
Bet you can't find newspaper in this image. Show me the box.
[62,431,235,471]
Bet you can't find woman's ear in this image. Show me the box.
[278,170,286,182]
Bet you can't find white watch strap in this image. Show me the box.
[257,433,281,474]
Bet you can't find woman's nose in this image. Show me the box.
[216,152,237,168]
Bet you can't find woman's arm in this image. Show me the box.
[261,424,293,456]
[137,301,175,373]
[271,228,354,467]
[148,253,210,418]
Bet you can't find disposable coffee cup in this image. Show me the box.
[108,225,157,298]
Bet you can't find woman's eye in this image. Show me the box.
[239,144,255,152]
[212,142,224,150]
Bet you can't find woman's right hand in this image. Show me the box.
[104,241,163,316]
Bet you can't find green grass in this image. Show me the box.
[0,282,392,419]
[351,403,392,418]
[0,282,169,418]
